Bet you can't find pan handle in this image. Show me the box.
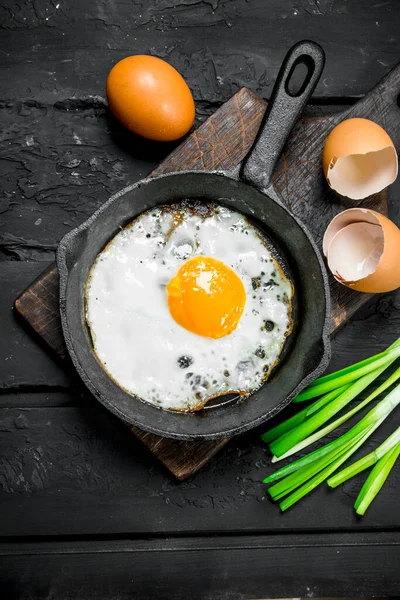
[240,40,325,193]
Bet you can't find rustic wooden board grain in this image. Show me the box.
[15,66,399,479]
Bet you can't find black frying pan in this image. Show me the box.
[57,40,331,440]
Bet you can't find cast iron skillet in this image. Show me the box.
[57,40,331,440]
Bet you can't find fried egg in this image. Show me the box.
[86,203,293,411]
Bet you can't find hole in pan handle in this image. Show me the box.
[240,40,325,194]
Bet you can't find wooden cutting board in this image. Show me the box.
[15,63,399,479]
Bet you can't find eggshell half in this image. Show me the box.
[323,208,400,293]
[322,118,398,200]
[322,208,379,255]
[327,222,384,282]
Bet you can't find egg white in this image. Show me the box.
[86,203,293,411]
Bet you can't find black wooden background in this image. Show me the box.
[1,1,400,598]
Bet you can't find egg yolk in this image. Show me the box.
[166,256,246,339]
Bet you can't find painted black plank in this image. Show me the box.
[0,0,398,104]
[0,262,72,389]
[1,532,399,599]
[0,391,86,409]
[0,103,161,261]
[0,396,399,537]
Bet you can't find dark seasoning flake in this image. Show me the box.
[178,355,194,369]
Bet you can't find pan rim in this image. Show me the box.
[57,170,331,440]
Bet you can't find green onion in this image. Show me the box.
[263,381,400,485]
[354,441,400,516]
[261,337,400,513]
[294,345,400,402]
[298,337,400,394]
[305,384,350,416]
[261,385,349,444]
[327,425,400,488]
[261,403,315,445]
[279,423,379,511]
[267,427,369,501]
[264,404,388,486]
[274,366,400,462]
[270,361,396,458]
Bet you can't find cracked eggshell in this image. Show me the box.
[322,118,398,200]
[323,208,400,293]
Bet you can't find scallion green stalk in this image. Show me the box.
[262,338,400,513]
[279,422,380,511]
[267,427,369,501]
[296,338,400,398]
[354,441,400,516]
[261,385,349,445]
[293,346,400,402]
[270,361,396,458]
[327,425,400,488]
[264,383,400,508]
[305,385,350,417]
[273,366,400,463]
